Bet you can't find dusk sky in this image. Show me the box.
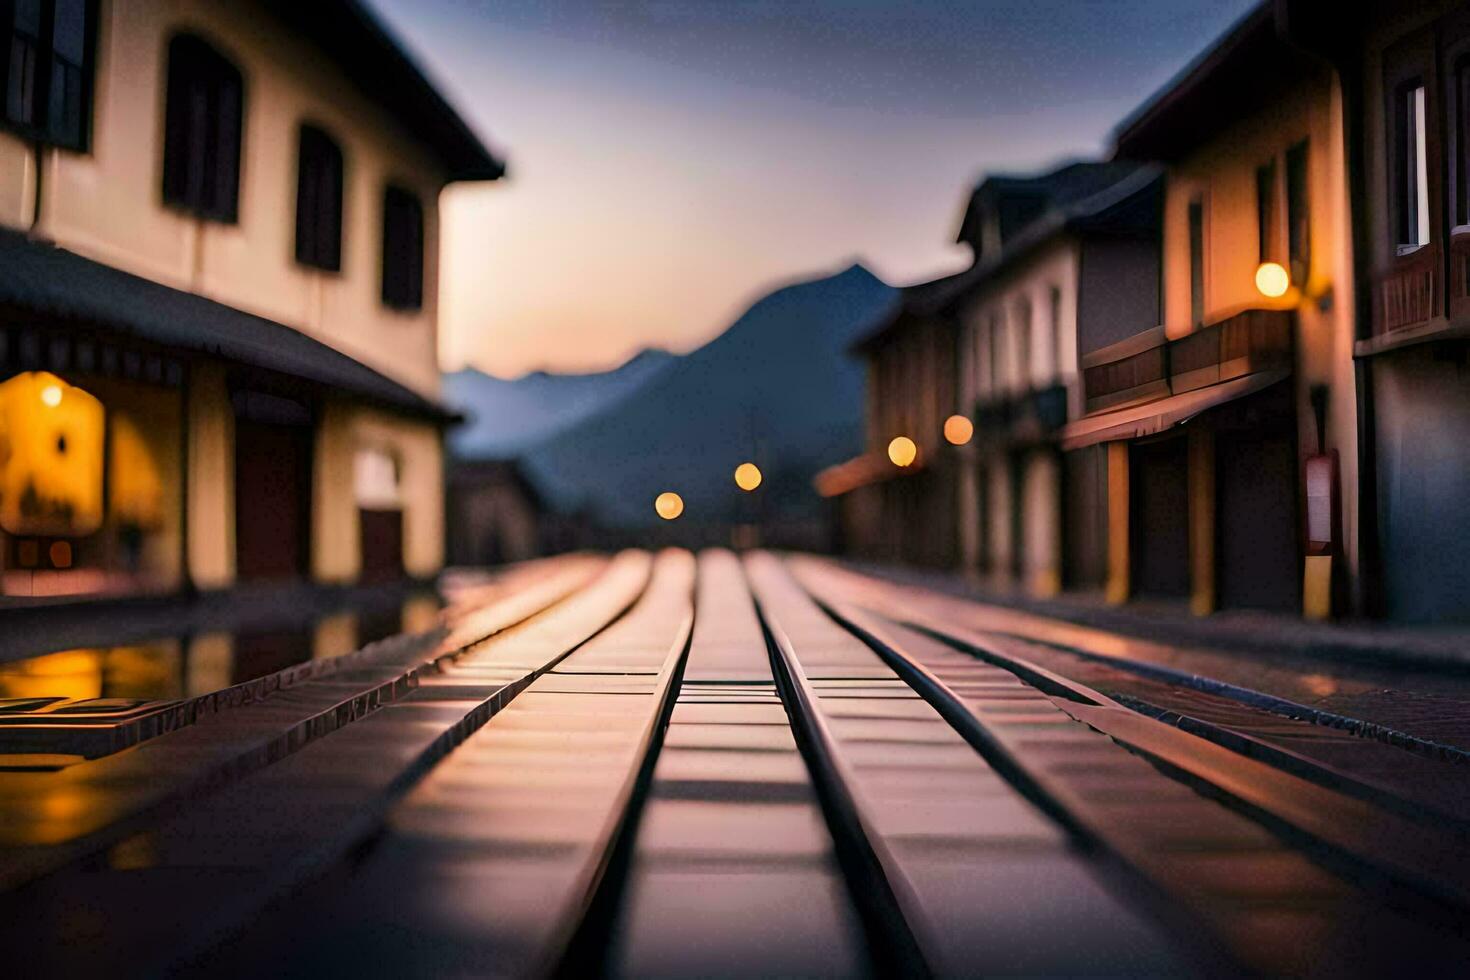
[368,0,1258,377]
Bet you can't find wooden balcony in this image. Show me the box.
[1373,243,1441,337]
[1080,327,1168,415]
[1451,234,1470,321]
[1169,308,1294,394]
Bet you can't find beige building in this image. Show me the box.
[1069,3,1357,617]
[0,0,503,602]
[953,164,1159,597]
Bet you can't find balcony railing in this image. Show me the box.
[1170,308,1293,393]
[1374,243,1441,337]
[1080,308,1295,416]
[1080,327,1168,415]
[973,383,1068,447]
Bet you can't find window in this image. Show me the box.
[1188,197,1205,327]
[1457,61,1470,228]
[162,34,243,222]
[295,124,343,271]
[1014,299,1032,392]
[1286,141,1310,285]
[381,185,423,310]
[1396,83,1431,252]
[1048,285,1063,381]
[986,312,1000,398]
[2,0,95,149]
[1255,160,1277,262]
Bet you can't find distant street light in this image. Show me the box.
[887,436,917,467]
[655,491,684,520]
[943,414,973,446]
[1255,261,1290,298]
[734,462,762,491]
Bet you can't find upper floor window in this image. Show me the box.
[1286,140,1310,285]
[295,123,343,271]
[1188,197,1206,327]
[1048,285,1063,380]
[2,0,95,149]
[1396,82,1431,253]
[1457,60,1470,229]
[381,184,423,310]
[162,34,243,222]
[1013,298,1032,392]
[1255,159,1278,262]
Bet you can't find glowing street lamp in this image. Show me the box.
[1255,261,1290,299]
[943,414,973,446]
[887,435,917,467]
[734,462,762,491]
[654,491,684,520]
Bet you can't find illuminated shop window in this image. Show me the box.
[0,370,182,599]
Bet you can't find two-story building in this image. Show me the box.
[816,273,963,566]
[1067,2,1357,618]
[950,162,1160,597]
[0,0,502,603]
[1281,0,1470,622]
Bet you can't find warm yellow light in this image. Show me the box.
[1255,261,1290,298]
[943,414,974,446]
[734,462,762,491]
[654,491,684,520]
[887,436,917,467]
[0,372,106,536]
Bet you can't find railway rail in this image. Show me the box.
[1,550,1467,977]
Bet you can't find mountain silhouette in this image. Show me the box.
[518,263,897,528]
[443,348,676,458]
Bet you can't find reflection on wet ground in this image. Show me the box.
[0,589,441,704]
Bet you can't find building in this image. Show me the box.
[0,0,502,603]
[816,272,965,567]
[951,163,1160,597]
[445,459,546,567]
[1065,3,1357,618]
[1283,0,1470,622]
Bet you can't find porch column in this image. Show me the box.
[1187,427,1216,616]
[1105,441,1129,604]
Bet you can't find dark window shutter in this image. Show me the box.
[1,0,94,149]
[295,124,343,270]
[162,33,243,222]
[382,185,423,310]
[3,0,42,128]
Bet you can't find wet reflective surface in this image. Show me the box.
[0,589,441,703]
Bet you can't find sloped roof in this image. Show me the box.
[1112,3,1324,162]
[0,228,455,421]
[263,0,504,181]
[856,163,1161,352]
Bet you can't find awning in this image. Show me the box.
[0,229,457,423]
[1058,369,1289,450]
[814,451,928,498]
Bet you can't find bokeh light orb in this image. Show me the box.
[943,414,974,446]
[887,436,917,467]
[1255,261,1290,298]
[654,491,684,520]
[40,384,62,407]
[734,462,762,491]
